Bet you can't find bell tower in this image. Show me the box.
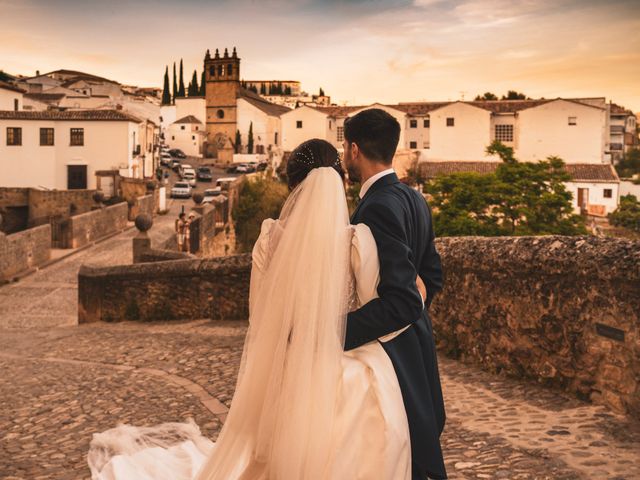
[204,47,240,163]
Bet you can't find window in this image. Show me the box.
[172,136,175,140]
[6,127,21,145]
[195,126,199,131]
[218,65,223,76]
[410,119,417,128]
[296,120,303,129]
[604,189,612,198]
[14,98,19,111]
[70,128,84,146]
[216,109,225,119]
[409,141,417,149]
[337,126,344,142]
[275,132,278,145]
[192,135,195,140]
[568,117,577,126]
[227,64,233,76]
[495,124,514,142]
[424,118,430,128]
[446,117,455,127]
[423,142,429,149]
[181,125,185,130]
[209,66,215,77]
[40,128,54,146]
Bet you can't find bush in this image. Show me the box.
[233,175,288,252]
[608,194,640,232]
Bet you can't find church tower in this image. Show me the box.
[204,47,240,162]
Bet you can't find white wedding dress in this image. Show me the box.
[89,167,410,480]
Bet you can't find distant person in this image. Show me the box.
[175,213,187,252]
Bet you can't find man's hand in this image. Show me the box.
[416,275,427,304]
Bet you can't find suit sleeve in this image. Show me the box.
[344,202,424,351]
[419,201,444,309]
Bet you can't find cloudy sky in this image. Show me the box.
[1,0,639,110]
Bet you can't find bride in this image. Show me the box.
[88,139,418,480]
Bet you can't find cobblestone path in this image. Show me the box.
[1,320,638,479]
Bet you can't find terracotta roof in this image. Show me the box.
[311,105,364,117]
[238,88,290,117]
[0,109,142,122]
[394,102,450,115]
[610,102,634,116]
[467,99,552,113]
[419,161,619,183]
[0,81,26,94]
[173,115,202,125]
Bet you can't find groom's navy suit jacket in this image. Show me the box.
[346,172,447,480]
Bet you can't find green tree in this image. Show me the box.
[200,70,206,96]
[615,148,640,179]
[161,66,171,105]
[235,130,242,154]
[284,85,291,95]
[233,176,289,252]
[608,194,640,232]
[178,59,185,98]
[172,62,177,103]
[319,87,325,96]
[188,70,199,96]
[0,70,13,82]
[501,90,529,100]
[247,122,254,154]
[474,92,498,101]
[260,83,266,95]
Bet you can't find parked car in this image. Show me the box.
[202,187,223,203]
[235,163,251,173]
[215,177,237,190]
[170,159,182,171]
[170,182,192,198]
[226,164,239,173]
[169,148,186,159]
[256,161,268,172]
[160,152,172,166]
[196,166,213,181]
[182,168,197,187]
[179,164,193,177]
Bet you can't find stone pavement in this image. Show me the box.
[1,320,638,479]
[0,196,189,330]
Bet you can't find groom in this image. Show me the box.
[342,109,447,480]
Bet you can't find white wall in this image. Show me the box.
[620,180,640,198]
[281,106,329,151]
[160,105,177,141]
[565,181,619,215]
[237,99,280,153]
[0,120,135,190]
[404,116,430,149]
[167,122,204,157]
[175,97,206,125]
[428,102,496,162]
[0,88,23,111]
[517,100,606,164]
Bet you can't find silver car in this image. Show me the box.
[170,181,192,199]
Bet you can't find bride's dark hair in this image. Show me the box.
[286,138,345,190]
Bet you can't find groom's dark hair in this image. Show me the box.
[344,108,400,165]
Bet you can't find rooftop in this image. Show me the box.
[0,109,142,122]
[419,161,620,183]
[238,88,290,117]
[173,115,203,125]
[0,81,26,94]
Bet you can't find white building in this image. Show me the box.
[0,81,24,111]
[0,110,152,190]
[236,89,289,155]
[166,115,205,157]
[608,102,638,164]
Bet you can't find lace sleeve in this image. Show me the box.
[249,219,277,320]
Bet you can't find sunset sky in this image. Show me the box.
[1,0,639,111]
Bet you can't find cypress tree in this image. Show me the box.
[248,122,254,154]
[172,62,177,103]
[161,66,171,105]
[178,59,185,97]
[319,87,325,96]
[200,70,206,96]
[260,83,266,95]
[235,130,242,154]
[189,70,198,96]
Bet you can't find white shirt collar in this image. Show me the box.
[359,168,395,199]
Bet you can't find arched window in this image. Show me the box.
[209,66,215,77]
[217,109,225,119]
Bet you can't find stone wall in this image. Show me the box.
[0,188,29,233]
[27,189,97,225]
[129,194,155,221]
[75,234,640,417]
[68,202,129,249]
[78,254,251,323]
[431,235,639,418]
[0,224,51,282]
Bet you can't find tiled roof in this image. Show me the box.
[238,88,290,117]
[419,161,619,183]
[311,105,364,117]
[173,115,202,124]
[0,81,26,94]
[24,93,66,103]
[0,109,142,122]
[394,102,450,115]
[467,99,552,113]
